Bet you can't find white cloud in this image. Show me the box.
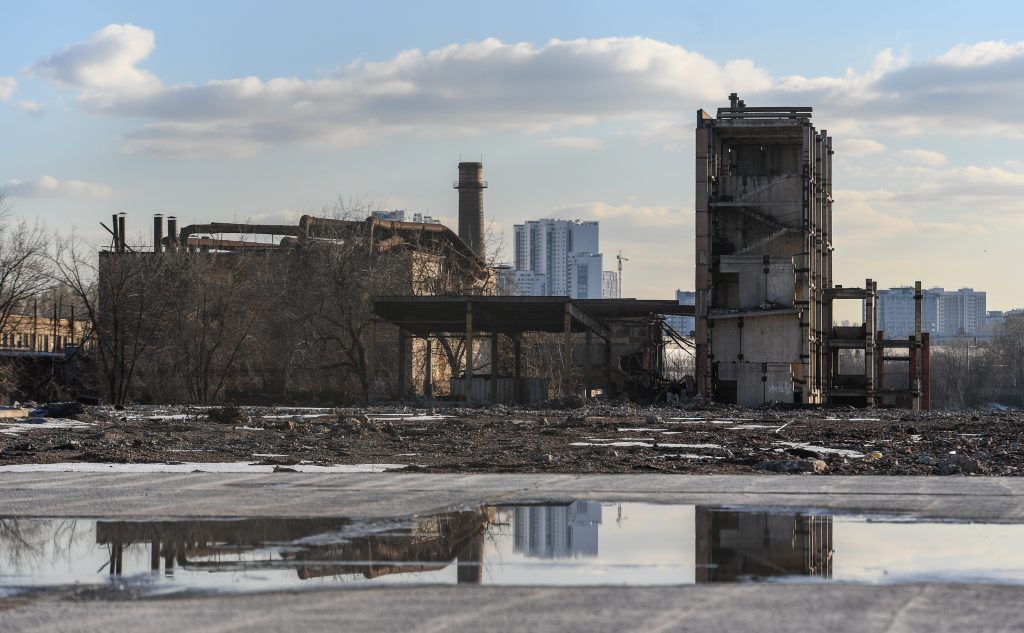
[0,77,15,100]
[31,26,1024,157]
[555,201,691,228]
[34,27,775,156]
[835,188,986,240]
[32,24,160,93]
[5,176,113,198]
[935,40,1024,67]
[898,148,947,166]
[13,100,44,115]
[537,136,604,151]
[839,138,886,156]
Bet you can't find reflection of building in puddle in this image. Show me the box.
[512,501,602,559]
[695,509,833,582]
[95,509,494,583]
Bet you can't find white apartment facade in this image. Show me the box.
[513,219,604,299]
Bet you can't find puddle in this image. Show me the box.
[3,501,1024,597]
[0,462,405,474]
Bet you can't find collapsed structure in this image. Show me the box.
[695,95,929,408]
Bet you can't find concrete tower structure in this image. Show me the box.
[695,95,833,406]
[454,161,487,258]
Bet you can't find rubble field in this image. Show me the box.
[0,403,1021,476]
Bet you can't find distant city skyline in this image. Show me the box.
[513,218,604,299]
[3,1,1024,308]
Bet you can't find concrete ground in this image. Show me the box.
[4,473,1024,632]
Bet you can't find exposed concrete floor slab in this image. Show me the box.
[3,472,1024,520]
[5,473,1024,632]
[6,583,1024,633]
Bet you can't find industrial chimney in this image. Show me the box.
[454,161,487,259]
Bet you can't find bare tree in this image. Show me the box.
[0,192,53,398]
[0,193,51,338]
[53,236,170,405]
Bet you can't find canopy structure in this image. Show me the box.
[372,296,694,403]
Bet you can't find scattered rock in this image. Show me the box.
[755,459,828,474]
[785,446,822,459]
[934,454,982,476]
[41,402,86,418]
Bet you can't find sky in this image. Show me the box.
[3,0,1024,310]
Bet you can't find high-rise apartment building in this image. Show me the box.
[371,209,439,224]
[936,287,987,337]
[665,290,696,336]
[874,287,939,339]
[872,286,986,338]
[512,219,604,299]
[601,271,619,299]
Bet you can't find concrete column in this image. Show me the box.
[367,319,377,403]
[584,330,593,399]
[864,279,875,404]
[397,328,406,399]
[913,281,923,411]
[423,338,433,399]
[513,334,522,403]
[562,306,573,396]
[913,331,921,411]
[922,332,931,411]
[465,303,474,402]
[875,331,885,408]
[490,330,499,404]
[456,532,484,584]
[694,124,712,399]
[604,338,613,398]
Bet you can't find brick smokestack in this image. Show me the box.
[454,161,487,259]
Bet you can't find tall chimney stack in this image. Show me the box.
[153,214,164,253]
[454,161,487,259]
[117,213,126,252]
[166,216,178,252]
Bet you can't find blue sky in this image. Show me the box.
[3,1,1024,310]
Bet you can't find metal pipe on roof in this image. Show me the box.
[153,214,163,253]
[166,216,178,252]
[117,213,126,252]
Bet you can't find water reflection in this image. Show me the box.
[512,501,602,559]
[93,512,493,584]
[1,503,1023,594]
[695,509,833,582]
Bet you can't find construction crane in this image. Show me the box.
[616,250,629,298]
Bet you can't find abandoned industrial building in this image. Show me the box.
[695,95,929,409]
[96,162,691,405]
[82,97,941,409]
